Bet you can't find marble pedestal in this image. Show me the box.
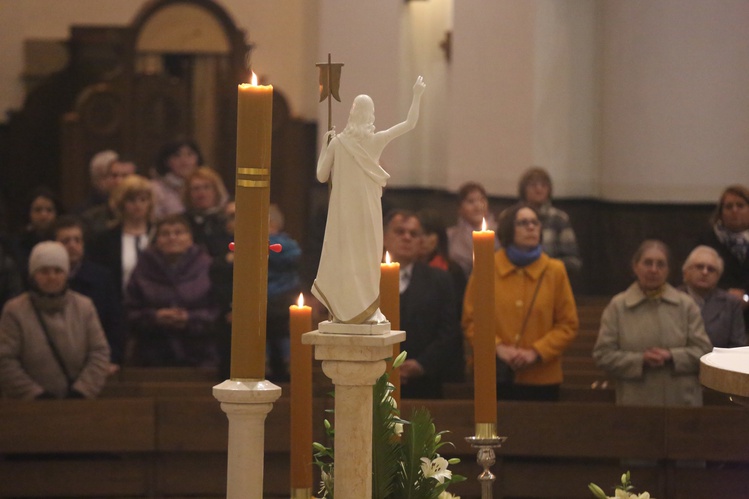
[303,328,405,498]
[213,379,282,499]
[701,346,749,407]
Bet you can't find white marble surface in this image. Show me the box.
[318,320,392,335]
[306,326,406,498]
[702,346,749,374]
[303,330,405,362]
[213,379,282,499]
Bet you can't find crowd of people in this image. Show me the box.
[0,144,747,406]
[0,139,302,398]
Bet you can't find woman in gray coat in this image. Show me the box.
[593,240,712,407]
[0,241,110,399]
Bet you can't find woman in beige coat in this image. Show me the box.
[593,240,712,407]
[0,241,110,399]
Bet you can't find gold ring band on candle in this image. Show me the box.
[475,422,498,439]
[237,179,270,188]
[237,167,269,175]
[291,487,313,499]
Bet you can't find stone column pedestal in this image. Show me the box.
[213,379,282,499]
[303,328,405,498]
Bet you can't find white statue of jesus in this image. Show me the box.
[312,76,426,324]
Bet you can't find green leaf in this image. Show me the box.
[372,371,400,499]
[400,407,438,499]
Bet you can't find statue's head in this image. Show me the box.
[348,95,375,130]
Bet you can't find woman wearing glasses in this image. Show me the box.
[462,202,579,401]
[593,240,712,407]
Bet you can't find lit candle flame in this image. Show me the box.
[481,217,487,231]
[297,293,305,308]
[385,251,392,264]
[250,71,258,86]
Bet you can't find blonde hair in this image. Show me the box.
[182,166,229,211]
[109,174,153,223]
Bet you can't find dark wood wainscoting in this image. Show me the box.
[337,188,715,295]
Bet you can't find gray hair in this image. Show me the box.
[89,150,118,181]
[682,245,724,275]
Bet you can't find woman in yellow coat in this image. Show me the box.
[463,203,578,401]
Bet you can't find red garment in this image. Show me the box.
[428,253,449,271]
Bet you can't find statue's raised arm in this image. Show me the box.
[312,77,426,325]
[374,76,426,147]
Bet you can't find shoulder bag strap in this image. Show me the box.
[29,299,74,388]
[514,267,547,346]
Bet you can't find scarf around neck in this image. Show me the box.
[29,287,68,313]
[714,221,749,263]
[506,244,542,267]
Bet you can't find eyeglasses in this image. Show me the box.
[515,218,540,228]
[691,263,719,274]
[392,227,423,238]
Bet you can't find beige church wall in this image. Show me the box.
[395,0,454,190]
[316,0,404,179]
[447,1,600,200]
[0,0,318,123]
[449,0,599,201]
[531,0,599,199]
[599,0,749,203]
[2,0,748,203]
[447,1,536,197]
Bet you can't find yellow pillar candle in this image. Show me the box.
[380,252,401,405]
[231,73,273,380]
[472,218,497,437]
[290,293,313,495]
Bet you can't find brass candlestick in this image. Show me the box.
[465,424,507,499]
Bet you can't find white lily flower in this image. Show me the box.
[420,456,452,484]
[393,422,404,436]
[438,491,460,499]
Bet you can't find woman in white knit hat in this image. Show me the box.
[0,241,110,399]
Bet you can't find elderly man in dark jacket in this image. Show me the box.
[680,245,746,348]
[383,209,464,399]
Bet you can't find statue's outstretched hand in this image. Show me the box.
[413,76,426,96]
[324,127,336,140]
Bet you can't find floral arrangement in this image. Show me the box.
[313,351,466,498]
[589,471,653,499]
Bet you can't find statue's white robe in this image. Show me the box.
[312,135,389,323]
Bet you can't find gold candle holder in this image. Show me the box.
[465,426,507,499]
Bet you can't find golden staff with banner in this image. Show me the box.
[316,53,344,139]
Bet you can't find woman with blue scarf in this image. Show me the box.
[463,203,579,401]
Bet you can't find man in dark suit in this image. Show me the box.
[680,245,746,348]
[383,209,464,399]
[54,216,125,371]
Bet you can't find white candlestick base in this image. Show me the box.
[213,379,282,499]
[303,329,405,498]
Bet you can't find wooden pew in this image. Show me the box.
[2,391,747,498]
[0,398,156,498]
[410,400,749,499]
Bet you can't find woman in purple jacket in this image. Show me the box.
[125,214,219,367]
